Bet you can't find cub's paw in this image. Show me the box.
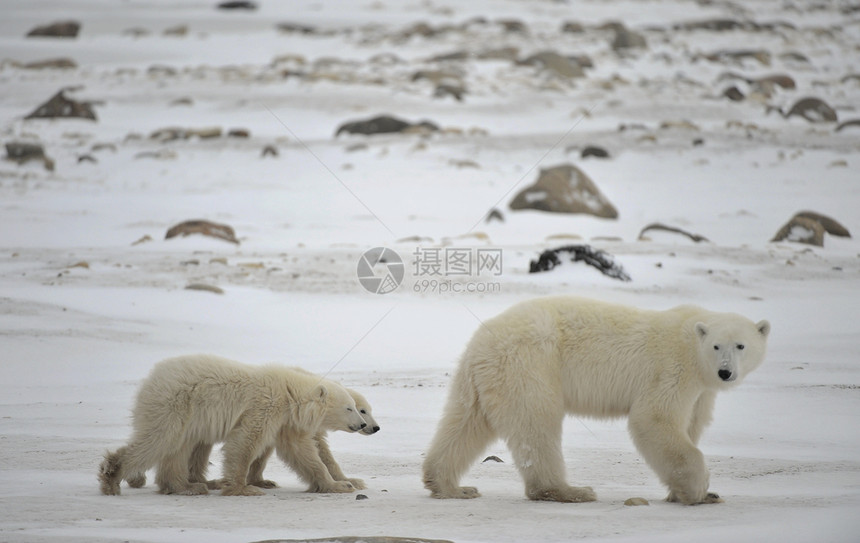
[205,478,224,490]
[250,479,278,489]
[666,490,724,505]
[528,485,596,503]
[326,480,357,493]
[221,484,265,496]
[701,492,724,504]
[430,486,481,499]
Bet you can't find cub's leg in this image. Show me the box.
[219,420,266,496]
[422,390,495,499]
[246,445,278,489]
[315,433,366,490]
[187,442,221,490]
[156,440,208,495]
[276,431,354,493]
[628,403,714,505]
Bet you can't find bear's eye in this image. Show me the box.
[360,409,367,414]
[713,345,720,351]
[347,407,353,412]
[737,344,745,350]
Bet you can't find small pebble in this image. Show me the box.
[624,497,649,506]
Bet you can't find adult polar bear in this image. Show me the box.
[99,355,367,496]
[423,296,770,505]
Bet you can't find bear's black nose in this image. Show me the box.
[718,369,732,381]
[372,426,380,433]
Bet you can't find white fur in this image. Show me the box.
[422,296,770,504]
[98,354,366,496]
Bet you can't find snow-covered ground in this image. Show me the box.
[1,1,858,542]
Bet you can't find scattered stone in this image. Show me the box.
[26,21,81,38]
[581,146,609,159]
[335,115,439,137]
[486,208,504,223]
[768,97,837,123]
[187,127,222,139]
[771,216,825,246]
[561,21,586,33]
[22,58,77,70]
[520,51,585,79]
[607,23,647,52]
[411,70,461,85]
[529,245,631,281]
[276,22,316,34]
[429,50,469,62]
[638,223,709,243]
[496,19,528,34]
[134,149,177,160]
[217,1,257,10]
[624,497,650,506]
[434,84,466,101]
[698,49,771,66]
[5,142,54,170]
[723,86,745,101]
[163,24,188,37]
[482,455,504,463]
[131,235,153,246]
[509,163,618,219]
[355,494,369,500]
[25,89,97,121]
[261,145,279,158]
[165,220,240,244]
[836,119,860,132]
[675,18,745,31]
[476,47,519,61]
[251,538,454,543]
[77,154,97,164]
[794,211,851,238]
[185,283,224,294]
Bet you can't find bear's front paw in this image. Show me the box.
[328,480,356,493]
[250,479,278,489]
[346,477,367,490]
[205,478,224,490]
[666,489,722,505]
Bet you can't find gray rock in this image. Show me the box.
[771,216,825,246]
[26,21,80,38]
[25,90,97,121]
[521,51,585,78]
[510,164,618,219]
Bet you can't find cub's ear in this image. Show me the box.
[695,322,708,340]
[314,384,328,403]
[756,320,771,338]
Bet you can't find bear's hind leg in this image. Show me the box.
[422,397,495,499]
[504,414,595,503]
[156,442,208,495]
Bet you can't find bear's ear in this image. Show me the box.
[756,320,771,338]
[314,384,328,403]
[695,322,708,340]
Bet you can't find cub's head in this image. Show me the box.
[323,383,367,433]
[695,314,770,387]
[347,388,380,435]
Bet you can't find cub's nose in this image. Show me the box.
[360,422,367,429]
[718,369,733,381]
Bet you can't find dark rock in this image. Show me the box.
[496,19,528,33]
[335,115,439,137]
[22,58,77,69]
[836,119,860,132]
[434,84,465,101]
[477,47,519,61]
[561,21,586,33]
[25,90,97,121]
[609,24,647,51]
[529,245,631,282]
[581,146,609,159]
[486,208,504,223]
[723,86,745,101]
[261,145,279,158]
[26,21,80,38]
[794,211,851,238]
[166,220,240,244]
[675,18,745,31]
[638,223,709,243]
[509,164,618,219]
[771,216,825,246]
[4,142,54,170]
[217,1,257,10]
[227,128,250,138]
[355,494,369,501]
[520,51,585,78]
[276,22,316,34]
[769,97,837,123]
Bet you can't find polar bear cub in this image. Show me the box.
[423,296,770,505]
[99,354,367,496]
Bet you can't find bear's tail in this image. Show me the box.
[98,447,126,495]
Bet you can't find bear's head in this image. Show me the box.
[348,388,380,435]
[695,314,770,387]
[322,382,368,433]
